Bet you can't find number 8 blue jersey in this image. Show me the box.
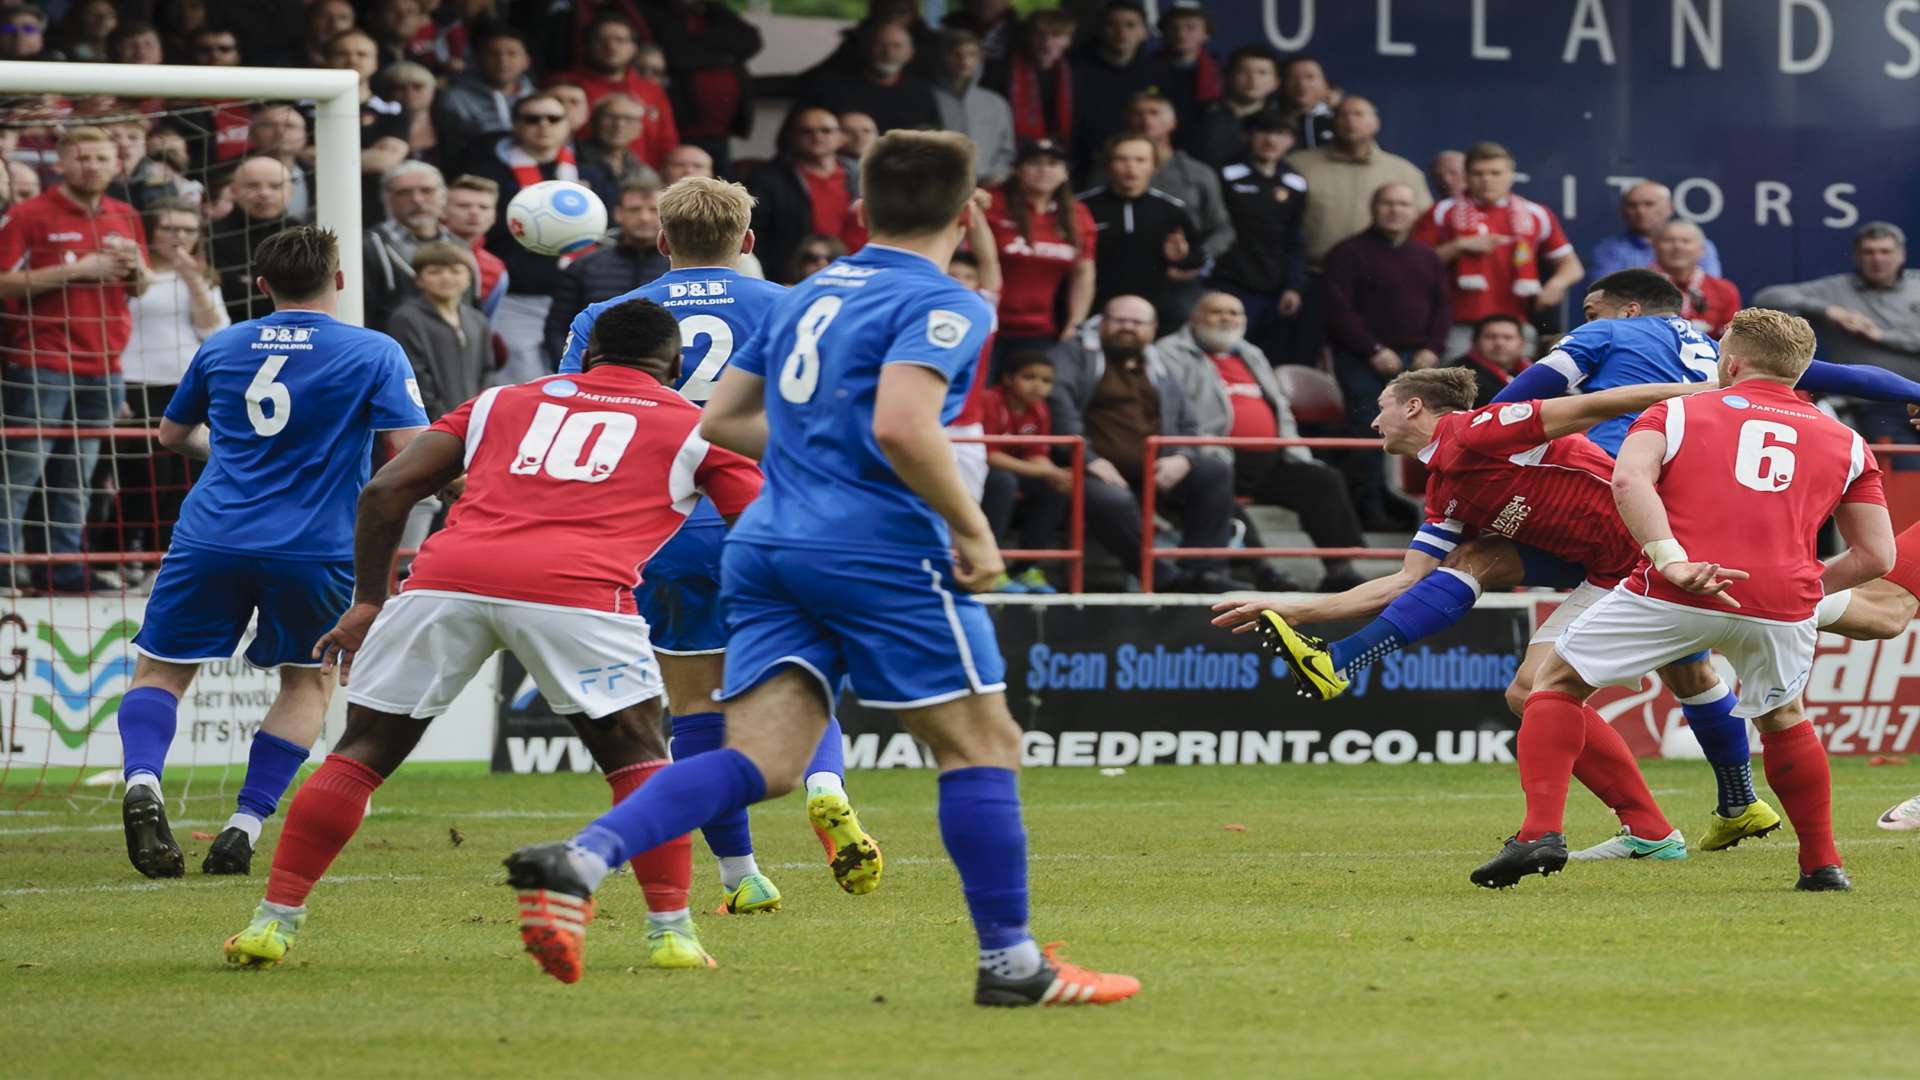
[555,266,788,401]
[164,309,428,560]
[728,245,994,559]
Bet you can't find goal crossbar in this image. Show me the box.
[0,62,367,324]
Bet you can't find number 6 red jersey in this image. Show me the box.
[403,368,762,614]
[1623,381,1884,622]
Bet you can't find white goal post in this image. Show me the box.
[0,62,366,324]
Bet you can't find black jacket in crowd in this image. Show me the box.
[541,243,670,364]
[640,0,763,140]
[210,210,291,325]
[744,158,861,285]
[1078,184,1205,328]
[1210,157,1309,298]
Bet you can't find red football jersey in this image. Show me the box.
[403,367,762,614]
[1412,194,1572,324]
[1623,381,1883,622]
[979,384,1052,459]
[0,187,148,375]
[1419,399,1639,585]
[987,185,1096,338]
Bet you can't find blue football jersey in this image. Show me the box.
[728,244,994,558]
[1536,314,1719,454]
[555,266,787,402]
[165,310,428,559]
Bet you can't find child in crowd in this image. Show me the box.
[979,350,1070,593]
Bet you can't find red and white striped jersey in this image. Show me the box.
[1623,381,1884,623]
[403,367,762,614]
[1417,399,1640,586]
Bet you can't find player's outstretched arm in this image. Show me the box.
[1797,359,1920,419]
[700,369,769,461]
[1212,547,1442,632]
[1611,428,1747,606]
[873,362,1003,591]
[1537,381,1703,440]
[1824,501,1897,595]
[314,431,465,683]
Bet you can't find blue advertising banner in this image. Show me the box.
[1183,0,1920,298]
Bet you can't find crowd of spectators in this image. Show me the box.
[0,0,1915,596]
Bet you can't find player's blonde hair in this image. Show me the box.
[1387,367,1478,415]
[1721,308,1817,380]
[657,176,754,265]
[56,125,112,153]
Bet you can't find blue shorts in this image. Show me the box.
[1515,543,1590,590]
[717,540,1007,709]
[132,544,352,669]
[636,522,727,655]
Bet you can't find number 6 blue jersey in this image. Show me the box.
[728,244,994,559]
[164,309,428,560]
[1533,314,1718,454]
[555,266,787,401]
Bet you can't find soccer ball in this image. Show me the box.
[506,180,607,257]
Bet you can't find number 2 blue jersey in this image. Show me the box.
[1534,314,1718,454]
[729,244,994,558]
[164,309,428,560]
[555,266,787,399]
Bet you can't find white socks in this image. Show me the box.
[717,854,759,890]
[980,939,1043,979]
[805,772,845,799]
[563,844,612,893]
[126,771,160,796]
[226,811,264,846]
[646,907,692,933]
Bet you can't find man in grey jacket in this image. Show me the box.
[1048,294,1251,592]
[1157,292,1368,591]
[364,162,471,333]
[433,26,535,163]
[931,28,1014,186]
[1755,222,1920,462]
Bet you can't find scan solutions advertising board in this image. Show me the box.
[492,596,1920,772]
[1195,0,1920,300]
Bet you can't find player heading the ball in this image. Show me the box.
[506,129,1141,1005]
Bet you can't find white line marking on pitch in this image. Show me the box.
[0,873,430,898]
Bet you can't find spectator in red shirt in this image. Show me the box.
[982,9,1076,147]
[637,0,760,178]
[1414,141,1584,357]
[1449,313,1531,407]
[0,127,152,593]
[745,108,860,284]
[986,138,1095,372]
[442,174,508,319]
[1159,291,1367,592]
[1652,219,1739,339]
[980,351,1071,593]
[562,14,678,168]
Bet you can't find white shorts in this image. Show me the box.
[346,590,665,720]
[948,422,988,503]
[1554,587,1816,718]
[1529,581,1609,646]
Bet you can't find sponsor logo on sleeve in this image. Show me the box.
[405,378,423,407]
[543,379,579,398]
[927,309,971,349]
[1498,402,1535,425]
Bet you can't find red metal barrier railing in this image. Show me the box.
[1138,435,1920,594]
[950,433,1086,593]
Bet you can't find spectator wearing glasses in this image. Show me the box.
[114,199,228,568]
[576,94,662,188]
[784,233,846,284]
[364,161,473,332]
[463,91,615,383]
[746,108,860,284]
[0,4,59,61]
[561,14,678,168]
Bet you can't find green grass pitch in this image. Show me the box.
[3,761,1917,1078]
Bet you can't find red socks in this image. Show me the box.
[264,754,383,908]
[606,760,691,914]
[1572,705,1674,840]
[1762,721,1841,873]
[1517,691,1588,840]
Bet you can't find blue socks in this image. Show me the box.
[575,747,766,868]
[117,686,179,785]
[670,712,756,858]
[236,731,311,821]
[1329,568,1481,674]
[1681,682,1756,815]
[937,767,1031,951]
[805,715,846,786]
